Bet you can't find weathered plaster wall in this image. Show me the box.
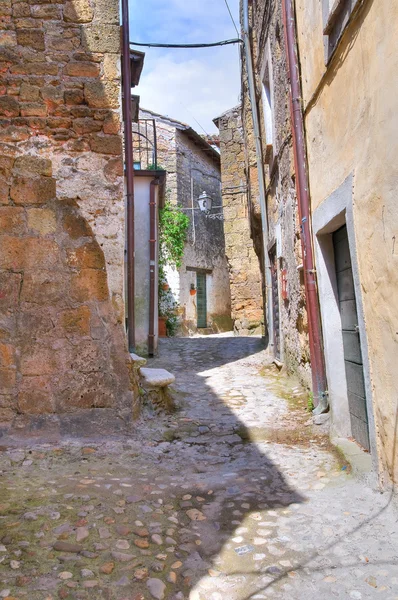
[238,0,311,384]
[0,0,136,431]
[295,0,398,482]
[216,106,264,336]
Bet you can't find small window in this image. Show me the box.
[323,0,360,61]
[262,69,273,146]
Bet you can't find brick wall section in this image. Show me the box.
[0,0,137,431]
[217,106,264,335]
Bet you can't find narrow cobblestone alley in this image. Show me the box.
[1,335,397,600]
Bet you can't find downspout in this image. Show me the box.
[242,0,274,352]
[282,0,328,411]
[121,0,135,352]
[148,178,158,357]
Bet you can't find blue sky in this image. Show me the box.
[130,0,241,134]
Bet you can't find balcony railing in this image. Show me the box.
[132,118,158,171]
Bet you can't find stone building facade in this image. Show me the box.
[0,0,137,432]
[294,0,398,484]
[134,109,232,336]
[214,107,263,336]
[239,0,398,486]
[226,1,311,383]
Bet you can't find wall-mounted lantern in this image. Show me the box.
[197,191,213,213]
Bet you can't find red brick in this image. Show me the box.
[62,209,93,239]
[0,236,60,270]
[0,343,15,369]
[0,156,15,179]
[0,206,25,234]
[31,4,61,19]
[67,241,105,270]
[20,102,48,117]
[20,272,67,306]
[10,175,56,205]
[71,269,109,302]
[20,348,57,376]
[103,113,120,135]
[12,3,31,18]
[60,305,91,335]
[0,96,19,117]
[14,156,52,177]
[89,134,122,156]
[0,368,16,392]
[64,88,83,105]
[0,272,22,311]
[16,29,45,50]
[19,82,40,101]
[64,62,100,78]
[11,63,59,76]
[72,117,102,134]
[0,177,10,204]
[18,376,54,414]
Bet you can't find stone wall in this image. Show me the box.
[239,0,311,385]
[0,0,136,432]
[216,106,264,336]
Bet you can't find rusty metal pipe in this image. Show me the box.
[121,0,135,351]
[148,179,158,356]
[282,0,328,409]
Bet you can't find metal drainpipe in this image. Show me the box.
[282,0,328,411]
[148,178,158,357]
[242,0,274,352]
[121,0,135,352]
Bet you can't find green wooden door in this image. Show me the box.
[196,272,207,328]
[333,225,370,451]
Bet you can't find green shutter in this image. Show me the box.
[196,272,207,328]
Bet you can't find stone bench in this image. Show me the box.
[139,367,176,413]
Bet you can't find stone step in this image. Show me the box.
[139,368,175,388]
[139,368,176,414]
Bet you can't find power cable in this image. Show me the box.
[223,0,240,38]
[129,38,242,49]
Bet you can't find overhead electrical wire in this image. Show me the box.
[223,0,240,38]
[129,38,242,49]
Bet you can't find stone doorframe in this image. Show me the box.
[312,174,378,472]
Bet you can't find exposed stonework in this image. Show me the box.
[215,106,264,336]
[238,0,311,385]
[0,0,137,430]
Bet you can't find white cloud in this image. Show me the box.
[131,0,241,134]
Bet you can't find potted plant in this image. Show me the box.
[162,282,170,291]
[190,284,196,296]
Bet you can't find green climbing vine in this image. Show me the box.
[159,201,190,270]
[158,202,190,335]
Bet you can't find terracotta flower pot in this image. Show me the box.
[162,283,170,291]
[190,289,196,296]
[158,316,167,337]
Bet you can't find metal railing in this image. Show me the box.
[132,118,158,170]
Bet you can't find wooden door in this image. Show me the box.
[196,272,207,329]
[333,225,370,451]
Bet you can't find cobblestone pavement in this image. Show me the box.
[0,334,397,600]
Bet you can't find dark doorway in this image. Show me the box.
[196,272,207,328]
[269,248,281,359]
[333,225,370,451]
